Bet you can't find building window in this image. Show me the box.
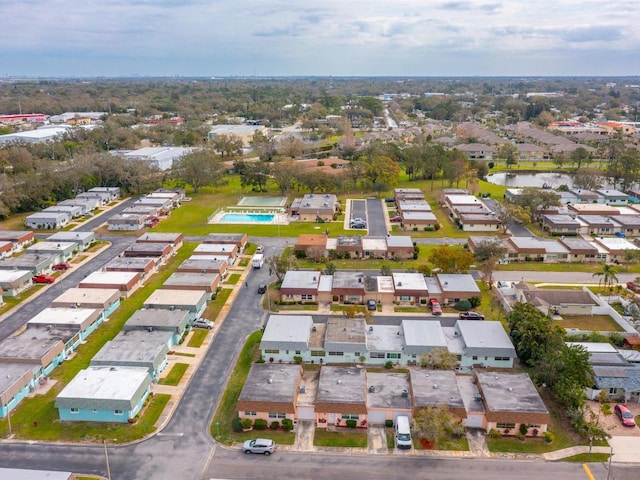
[355,352,361,356]
[496,422,515,429]
[472,356,478,361]
[268,412,286,419]
[286,294,292,299]
[608,388,617,395]
[328,352,344,356]
[529,424,541,428]
[370,352,385,359]
[386,353,401,359]
[494,357,510,361]
[295,350,301,355]
[301,294,313,300]
[264,349,279,354]
[70,408,79,414]
[399,295,410,301]
[244,411,257,416]
[114,410,123,416]
[341,414,359,420]
[311,350,325,357]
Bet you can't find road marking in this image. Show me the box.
[156,432,184,437]
[582,464,595,480]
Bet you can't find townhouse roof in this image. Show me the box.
[316,366,366,406]
[578,215,615,227]
[281,270,321,291]
[238,363,301,404]
[437,274,480,294]
[366,324,404,352]
[366,372,412,410]
[476,371,548,414]
[401,320,447,353]
[332,271,366,290]
[325,317,367,352]
[362,237,387,252]
[558,237,598,254]
[521,289,596,307]
[386,236,414,248]
[410,370,465,411]
[456,321,516,357]
[392,272,428,293]
[124,308,190,331]
[401,211,438,221]
[296,234,328,247]
[261,315,313,350]
[543,214,581,227]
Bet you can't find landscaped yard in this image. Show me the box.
[225,273,241,285]
[313,428,368,448]
[553,315,624,332]
[187,329,209,348]
[158,363,189,386]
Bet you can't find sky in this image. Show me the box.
[0,0,638,77]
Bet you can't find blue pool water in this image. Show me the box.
[219,213,276,223]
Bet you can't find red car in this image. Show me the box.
[32,274,55,284]
[390,216,402,223]
[428,298,442,316]
[614,404,636,427]
[52,262,71,270]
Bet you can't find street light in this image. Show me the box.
[606,446,614,480]
[104,440,111,480]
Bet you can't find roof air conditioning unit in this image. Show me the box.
[401,389,409,398]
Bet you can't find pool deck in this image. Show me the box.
[209,210,289,225]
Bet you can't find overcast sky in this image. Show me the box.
[1,0,638,77]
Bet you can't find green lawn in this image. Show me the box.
[225,273,241,285]
[313,428,368,447]
[210,330,293,445]
[561,453,611,463]
[0,284,46,316]
[0,243,197,440]
[208,288,233,320]
[158,363,189,386]
[238,258,250,267]
[187,329,209,347]
[553,315,624,332]
[497,262,640,274]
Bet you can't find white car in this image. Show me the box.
[256,245,264,253]
[243,438,275,455]
[192,318,214,329]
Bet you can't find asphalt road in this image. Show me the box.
[205,447,613,480]
[365,198,388,237]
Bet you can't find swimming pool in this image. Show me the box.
[218,213,276,223]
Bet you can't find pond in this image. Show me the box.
[486,172,618,190]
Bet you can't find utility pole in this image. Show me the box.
[104,440,112,480]
[606,446,614,480]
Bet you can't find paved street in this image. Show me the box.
[365,198,388,236]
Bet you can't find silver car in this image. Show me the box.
[192,318,214,329]
[243,438,275,455]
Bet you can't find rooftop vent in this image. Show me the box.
[368,385,376,393]
[401,389,409,398]
[300,385,306,394]
[433,384,438,389]
[337,379,342,385]
[474,393,483,402]
[369,326,373,332]
[268,377,273,384]
[312,326,317,332]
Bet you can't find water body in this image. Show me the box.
[486,172,575,188]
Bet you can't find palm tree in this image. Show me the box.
[593,264,619,290]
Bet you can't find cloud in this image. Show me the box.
[562,25,622,43]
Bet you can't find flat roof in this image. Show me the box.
[46,231,95,242]
[366,372,412,410]
[401,211,438,221]
[0,328,69,362]
[105,257,157,270]
[325,317,366,351]
[377,275,395,293]
[56,366,150,402]
[476,372,548,414]
[179,258,227,270]
[91,330,172,365]
[316,366,366,405]
[410,370,465,410]
[81,271,140,284]
[446,194,483,206]
[143,289,207,307]
[392,272,427,292]
[596,237,639,251]
[261,315,313,350]
[28,307,100,329]
[332,271,365,289]
[137,232,183,243]
[386,236,413,248]
[281,270,320,290]
[27,241,75,251]
[0,468,73,480]
[52,288,120,307]
[457,321,515,353]
[437,274,481,293]
[193,244,236,254]
[366,324,404,352]
[402,320,447,350]
[0,270,32,282]
[566,342,618,353]
[125,308,190,330]
[163,272,219,288]
[362,238,387,251]
[238,363,301,404]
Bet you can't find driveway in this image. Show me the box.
[365,198,388,237]
[586,401,640,437]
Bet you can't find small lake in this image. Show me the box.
[486,172,620,190]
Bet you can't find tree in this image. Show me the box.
[572,169,604,191]
[536,345,592,410]
[174,148,224,193]
[481,256,498,286]
[494,202,531,234]
[268,250,297,283]
[420,348,458,370]
[413,406,456,444]
[239,161,270,192]
[278,136,305,158]
[606,148,640,191]
[323,262,336,275]
[250,130,276,162]
[570,147,591,170]
[507,303,564,367]
[211,133,243,157]
[473,240,506,262]
[592,264,619,290]
[499,144,519,168]
[270,159,302,195]
[364,155,401,190]
[428,245,474,274]
[380,264,392,276]
[514,187,561,221]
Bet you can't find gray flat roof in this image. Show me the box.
[437,274,481,294]
[366,372,412,410]
[91,330,171,367]
[81,271,140,284]
[56,366,150,404]
[386,236,414,248]
[51,288,120,308]
[46,231,95,242]
[0,468,73,480]
[366,324,404,352]
[137,232,182,243]
[325,317,366,352]
[105,257,157,270]
[393,272,427,292]
[125,308,190,330]
[28,308,100,330]
[316,366,366,405]
[332,271,365,289]
[238,363,301,403]
[0,328,71,362]
[281,270,320,290]
[456,374,486,413]
[179,258,227,270]
[410,370,465,410]
[457,321,515,356]
[402,320,447,353]
[477,372,548,414]
[143,289,207,307]
[164,272,219,288]
[261,315,313,350]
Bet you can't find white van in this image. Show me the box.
[395,415,412,449]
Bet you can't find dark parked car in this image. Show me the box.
[32,274,55,284]
[390,216,402,223]
[258,284,267,294]
[367,299,377,311]
[614,404,636,427]
[458,311,484,320]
